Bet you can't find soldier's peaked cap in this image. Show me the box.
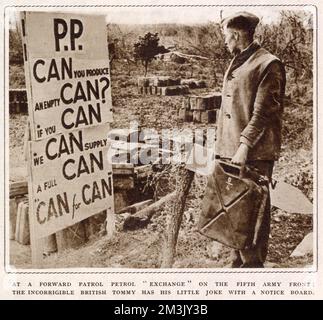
[221,11,260,31]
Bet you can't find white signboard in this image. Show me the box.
[21,12,113,140]
[28,124,114,239]
[185,144,216,176]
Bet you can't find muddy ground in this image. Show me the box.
[9,60,313,269]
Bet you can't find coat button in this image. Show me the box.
[225,113,231,119]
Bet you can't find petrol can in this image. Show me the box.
[199,160,268,250]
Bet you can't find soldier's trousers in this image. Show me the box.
[230,160,274,268]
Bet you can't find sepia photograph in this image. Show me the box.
[6,4,315,272]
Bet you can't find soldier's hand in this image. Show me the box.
[231,143,249,165]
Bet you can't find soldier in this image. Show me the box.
[214,12,286,267]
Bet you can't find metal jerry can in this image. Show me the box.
[199,160,268,250]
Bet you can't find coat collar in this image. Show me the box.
[227,41,261,79]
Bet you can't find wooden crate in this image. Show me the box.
[195,96,209,110]
[201,109,217,124]
[196,80,207,88]
[167,78,181,86]
[43,234,58,255]
[10,181,28,198]
[137,77,150,87]
[9,89,28,114]
[182,96,191,110]
[210,93,222,109]
[9,198,18,240]
[179,108,193,122]
[160,85,189,96]
[154,77,169,87]
[15,199,30,245]
[193,110,202,123]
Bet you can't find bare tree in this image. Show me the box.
[257,10,313,87]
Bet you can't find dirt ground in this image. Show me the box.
[9,60,313,269]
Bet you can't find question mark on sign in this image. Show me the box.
[100,76,110,103]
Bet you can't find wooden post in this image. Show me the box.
[105,209,115,239]
[123,192,176,230]
[161,165,195,268]
[27,141,44,268]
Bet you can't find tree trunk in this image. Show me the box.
[161,166,195,268]
[190,64,194,77]
[144,60,148,77]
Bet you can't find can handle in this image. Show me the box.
[218,161,260,181]
[218,160,244,178]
